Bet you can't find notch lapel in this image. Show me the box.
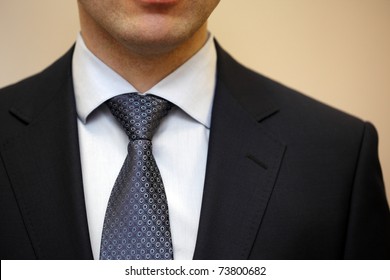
[193,45,286,259]
[0,50,93,259]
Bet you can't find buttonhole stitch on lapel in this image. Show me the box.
[246,154,268,170]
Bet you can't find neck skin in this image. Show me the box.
[78,7,209,93]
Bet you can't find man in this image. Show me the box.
[0,0,389,259]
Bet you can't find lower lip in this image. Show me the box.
[140,0,179,4]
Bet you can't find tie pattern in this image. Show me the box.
[100,93,174,260]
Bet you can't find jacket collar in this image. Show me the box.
[1,47,93,259]
[193,43,286,259]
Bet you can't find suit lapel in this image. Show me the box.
[193,45,286,259]
[0,50,93,259]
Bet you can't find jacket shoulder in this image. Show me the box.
[0,47,74,137]
[215,42,366,135]
[0,47,74,111]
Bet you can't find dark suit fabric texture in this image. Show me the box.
[1,43,389,260]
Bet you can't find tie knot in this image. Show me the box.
[107,93,172,141]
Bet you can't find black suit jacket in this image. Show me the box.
[1,44,389,259]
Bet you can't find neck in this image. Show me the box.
[79,11,209,93]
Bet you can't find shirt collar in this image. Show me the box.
[72,33,217,128]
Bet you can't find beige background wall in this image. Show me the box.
[1,0,389,201]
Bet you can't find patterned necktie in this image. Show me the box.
[100,93,174,260]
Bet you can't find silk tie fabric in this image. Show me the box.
[100,93,174,260]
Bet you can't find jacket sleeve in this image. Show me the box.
[343,122,390,259]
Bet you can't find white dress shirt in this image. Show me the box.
[72,33,217,259]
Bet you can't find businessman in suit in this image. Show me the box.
[1,0,389,259]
